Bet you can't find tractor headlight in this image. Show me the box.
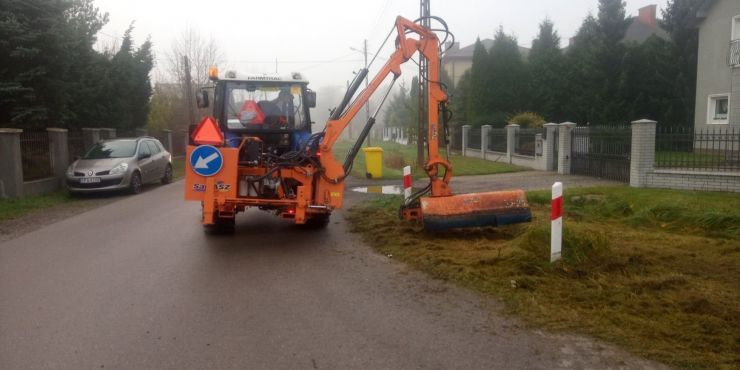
[109,163,129,175]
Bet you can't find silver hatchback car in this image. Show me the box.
[66,137,172,194]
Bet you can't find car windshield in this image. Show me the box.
[225,82,308,130]
[84,140,137,159]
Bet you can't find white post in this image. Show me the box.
[403,166,412,201]
[551,182,563,262]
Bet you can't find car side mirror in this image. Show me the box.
[139,152,151,160]
[306,90,316,108]
[196,90,209,108]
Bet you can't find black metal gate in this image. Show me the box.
[571,126,631,182]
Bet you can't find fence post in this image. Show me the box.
[481,125,491,159]
[558,122,576,175]
[47,128,69,184]
[0,129,24,199]
[136,128,148,137]
[461,125,471,157]
[506,124,519,163]
[543,123,558,171]
[160,129,173,153]
[82,128,100,152]
[630,119,657,188]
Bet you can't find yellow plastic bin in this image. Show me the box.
[362,147,384,179]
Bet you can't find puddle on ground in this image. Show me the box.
[351,185,404,195]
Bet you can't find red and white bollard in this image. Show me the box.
[551,182,563,262]
[403,166,412,201]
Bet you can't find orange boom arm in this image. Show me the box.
[315,16,452,211]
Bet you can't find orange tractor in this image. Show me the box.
[185,16,531,233]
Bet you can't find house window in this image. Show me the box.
[708,94,729,124]
[733,16,740,40]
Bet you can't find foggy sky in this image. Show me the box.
[94,0,669,89]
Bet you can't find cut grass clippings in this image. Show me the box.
[334,140,525,180]
[347,186,740,369]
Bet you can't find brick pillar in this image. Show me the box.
[461,125,471,157]
[47,128,69,184]
[82,128,100,152]
[481,125,491,159]
[558,122,576,175]
[0,129,24,198]
[543,123,558,171]
[630,119,657,188]
[506,124,519,163]
[135,128,148,137]
[160,129,173,153]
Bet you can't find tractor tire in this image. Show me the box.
[204,211,235,235]
[304,213,331,229]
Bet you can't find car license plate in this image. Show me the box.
[80,177,101,184]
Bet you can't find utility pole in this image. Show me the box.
[362,39,372,146]
[183,56,196,126]
[417,0,430,167]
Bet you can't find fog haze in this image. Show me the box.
[95,0,669,89]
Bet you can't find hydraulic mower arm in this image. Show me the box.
[314,16,531,230]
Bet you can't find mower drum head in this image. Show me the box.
[420,190,532,231]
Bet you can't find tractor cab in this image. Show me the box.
[198,69,316,154]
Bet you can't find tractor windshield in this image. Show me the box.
[224,82,308,131]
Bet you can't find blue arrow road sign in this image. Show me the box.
[190,145,223,177]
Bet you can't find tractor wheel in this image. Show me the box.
[304,213,331,229]
[204,211,235,235]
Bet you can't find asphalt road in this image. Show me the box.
[0,175,663,370]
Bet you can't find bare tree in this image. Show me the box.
[166,25,224,88]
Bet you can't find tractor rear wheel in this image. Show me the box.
[304,213,331,229]
[204,211,235,234]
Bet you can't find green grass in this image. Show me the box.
[348,187,740,369]
[0,191,75,222]
[172,157,186,180]
[333,140,525,180]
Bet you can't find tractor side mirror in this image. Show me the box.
[306,90,316,108]
[196,90,209,108]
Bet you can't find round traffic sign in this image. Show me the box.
[190,145,224,177]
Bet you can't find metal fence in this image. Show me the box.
[655,126,740,171]
[571,126,632,182]
[20,131,53,181]
[469,128,482,150]
[489,128,507,152]
[514,128,540,157]
[450,127,462,151]
[171,130,188,156]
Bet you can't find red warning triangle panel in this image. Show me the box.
[191,116,224,146]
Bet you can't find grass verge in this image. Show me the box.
[347,187,740,369]
[172,157,186,180]
[0,191,75,222]
[334,140,524,179]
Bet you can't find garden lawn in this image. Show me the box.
[334,140,524,180]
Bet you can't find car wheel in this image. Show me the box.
[304,213,331,229]
[129,171,142,195]
[161,164,173,184]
